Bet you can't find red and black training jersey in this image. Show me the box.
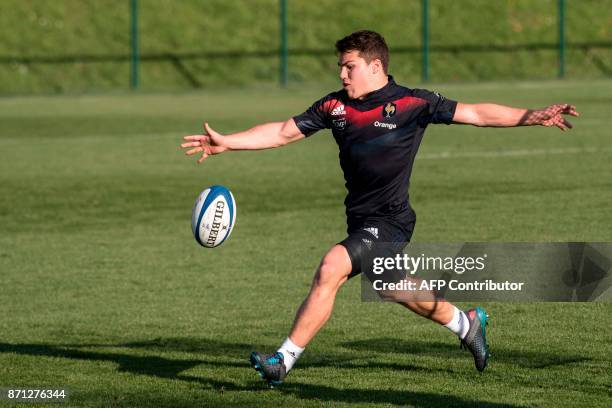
[293,75,457,231]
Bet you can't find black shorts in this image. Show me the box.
[339,218,415,280]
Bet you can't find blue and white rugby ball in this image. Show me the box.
[191,185,236,248]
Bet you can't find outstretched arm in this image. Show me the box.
[453,103,579,131]
[181,118,305,163]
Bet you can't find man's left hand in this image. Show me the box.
[521,104,580,131]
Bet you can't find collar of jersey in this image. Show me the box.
[347,75,396,106]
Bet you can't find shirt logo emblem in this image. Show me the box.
[363,227,379,239]
[331,104,346,116]
[374,121,397,130]
[332,118,346,130]
[382,102,396,118]
[361,238,373,250]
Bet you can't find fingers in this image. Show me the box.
[181,123,223,164]
[181,141,203,148]
[181,135,211,151]
[547,104,565,116]
[542,104,579,131]
[541,115,565,131]
[550,103,580,117]
[563,104,580,117]
[204,122,216,136]
[204,122,227,147]
[555,103,578,130]
[197,152,209,164]
[185,146,203,155]
[189,143,214,154]
[561,118,573,130]
[551,115,572,131]
[183,135,206,141]
[186,145,214,162]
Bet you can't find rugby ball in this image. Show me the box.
[191,185,236,248]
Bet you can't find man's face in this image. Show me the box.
[338,50,377,100]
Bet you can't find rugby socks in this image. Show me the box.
[277,337,304,372]
[444,306,470,339]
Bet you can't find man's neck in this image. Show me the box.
[357,75,389,100]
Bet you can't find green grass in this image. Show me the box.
[0,0,611,94]
[1,80,611,407]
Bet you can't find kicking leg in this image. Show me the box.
[287,244,352,347]
[251,244,352,385]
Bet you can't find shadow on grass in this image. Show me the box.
[87,337,457,374]
[0,341,523,407]
[339,338,594,369]
[0,342,205,379]
[107,336,593,370]
[281,382,522,408]
[0,341,249,393]
[1,336,591,374]
[0,336,591,406]
[63,335,595,370]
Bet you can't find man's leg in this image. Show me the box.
[398,299,469,340]
[287,244,352,347]
[250,244,352,385]
[398,299,490,372]
[398,299,454,324]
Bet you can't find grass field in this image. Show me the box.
[1,80,611,407]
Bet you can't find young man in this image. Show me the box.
[181,30,578,386]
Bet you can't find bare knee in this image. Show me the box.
[314,263,341,289]
[312,246,352,293]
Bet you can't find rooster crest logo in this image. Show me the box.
[382,102,396,118]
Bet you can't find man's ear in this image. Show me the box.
[371,59,383,75]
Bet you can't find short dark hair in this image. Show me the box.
[335,30,389,73]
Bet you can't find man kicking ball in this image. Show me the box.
[181,30,579,386]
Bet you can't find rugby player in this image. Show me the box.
[181,30,579,386]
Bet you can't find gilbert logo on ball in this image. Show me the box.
[191,185,236,248]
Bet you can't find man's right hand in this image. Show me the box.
[181,123,228,163]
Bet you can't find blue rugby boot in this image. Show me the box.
[250,351,286,387]
[460,307,490,372]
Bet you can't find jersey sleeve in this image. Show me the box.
[292,94,333,137]
[413,89,458,126]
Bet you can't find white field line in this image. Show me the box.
[419,146,610,160]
